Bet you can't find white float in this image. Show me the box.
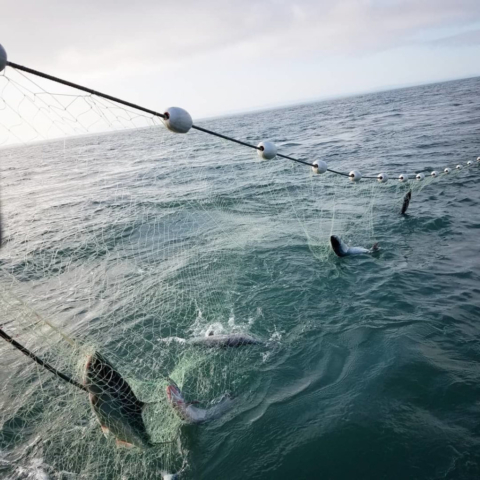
[467,161,473,166]
[377,173,388,183]
[163,107,192,133]
[257,141,277,160]
[349,170,362,182]
[456,164,462,170]
[444,168,451,174]
[312,160,327,174]
[398,174,407,182]
[431,171,438,177]
[416,173,425,181]
[0,44,7,72]
[477,156,480,162]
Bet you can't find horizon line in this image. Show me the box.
[198,73,480,122]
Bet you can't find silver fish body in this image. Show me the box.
[330,235,378,257]
[166,383,234,424]
[188,333,263,348]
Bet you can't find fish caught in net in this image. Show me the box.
[0,61,476,479]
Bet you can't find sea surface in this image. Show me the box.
[1,76,480,479]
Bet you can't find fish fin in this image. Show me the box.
[371,243,379,252]
[401,190,412,214]
[116,439,135,448]
[208,331,214,336]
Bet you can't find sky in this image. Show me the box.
[2,0,480,119]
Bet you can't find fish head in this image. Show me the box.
[166,383,188,416]
[166,383,185,405]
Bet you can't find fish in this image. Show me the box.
[330,235,379,257]
[401,190,412,215]
[166,381,234,424]
[84,352,152,449]
[188,332,264,348]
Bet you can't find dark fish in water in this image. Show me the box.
[401,190,412,215]
[166,381,234,424]
[330,235,379,257]
[188,332,264,348]
[84,352,152,449]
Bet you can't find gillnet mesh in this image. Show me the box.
[0,64,471,479]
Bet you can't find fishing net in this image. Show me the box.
[0,64,473,479]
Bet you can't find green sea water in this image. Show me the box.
[1,76,480,479]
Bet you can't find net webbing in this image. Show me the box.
[0,64,475,479]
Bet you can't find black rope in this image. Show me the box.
[191,125,260,151]
[0,327,87,392]
[5,61,473,180]
[277,153,314,167]
[327,168,350,177]
[191,127,315,167]
[6,61,315,170]
[7,62,165,120]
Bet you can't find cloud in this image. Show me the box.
[3,0,480,77]
[428,28,480,47]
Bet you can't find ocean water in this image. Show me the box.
[1,76,480,480]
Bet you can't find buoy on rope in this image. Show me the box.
[467,161,473,166]
[163,107,193,133]
[377,173,388,183]
[349,170,362,182]
[257,141,277,160]
[456,164,462,170]
[312,160,327,174]
[399,174,408,182]
[416,173,425,181]
[431,171,438,177]
[444,168,451,174]
[0,44,7,72]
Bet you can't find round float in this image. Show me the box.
[349,170,362,182]
[0,44,7,72]
[163,107,193,133]
[312,160,327,174]
[257,141,277,160]
[377,173,388,183]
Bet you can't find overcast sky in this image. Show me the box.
[3,0,480,119]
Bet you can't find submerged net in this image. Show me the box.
[0,64,475,478]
